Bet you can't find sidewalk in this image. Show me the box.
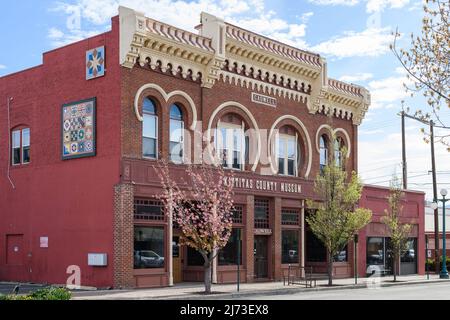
[72,274,448,300]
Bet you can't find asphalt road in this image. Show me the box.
[240,282,450,300]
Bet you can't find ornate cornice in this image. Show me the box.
[119,7,371,126]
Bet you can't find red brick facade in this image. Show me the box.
[0,8,425,289]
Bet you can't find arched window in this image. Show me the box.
[12,127,30,165]
[277,127,299,177]
[319,135,328,173]
[216,115,245,170]
[142,98,158,159]
[334,137,344,168]
[169,104,184,163]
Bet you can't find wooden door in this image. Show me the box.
[173,236,183,283]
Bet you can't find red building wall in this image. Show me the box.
[357,185,425,277]
[0,17,122,288]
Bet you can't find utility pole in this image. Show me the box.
[401,111,408,190]
[430,120,440,275]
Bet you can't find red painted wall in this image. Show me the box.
[357,185,425,277]
[0,17,121,288]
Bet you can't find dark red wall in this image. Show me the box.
[357,185,425,277]
[0,17,121,288]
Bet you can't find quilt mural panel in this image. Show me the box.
[62,98,96,160]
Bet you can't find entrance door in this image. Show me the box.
[7,235,24,266]
[254,236,268,279]
[173,236,183,283]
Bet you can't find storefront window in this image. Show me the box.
[333,245,348,262]
[367,237,384,266]
[187,247,205,266]
[282,230,299,264]
[219,229,242,266]
[306,228,327,262]
[134,227,165,269]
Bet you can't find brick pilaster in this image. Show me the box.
[245,195,255,283]
[273,197,282,280]
[113,183,135,289]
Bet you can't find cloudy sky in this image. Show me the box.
[1,0,449,200]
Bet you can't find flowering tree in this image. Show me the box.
[382,177,412,282]
[155,160,234,294]
[391,0,449,150]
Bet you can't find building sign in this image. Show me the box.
[224,177,302,194]
[254,229,273,236]
[251,92,277,108]
[62,98,96,160]
[86,46,105,80]
[40,237,49,248]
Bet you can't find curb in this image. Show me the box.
[153,279,450,300]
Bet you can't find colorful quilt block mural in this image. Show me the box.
[86,46,105,80]
[62,98,96,160]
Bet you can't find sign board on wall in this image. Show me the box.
[251,92,277,108]
[40,237,49,248]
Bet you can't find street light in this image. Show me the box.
[432,189,449,279]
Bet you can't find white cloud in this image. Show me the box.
[311,27,394,59]
[47,27,104,47]
[50,0,312,50]
[339,73,374,82]
[308,0,359,6]
[366,0,410,13]
[0,64,6,70]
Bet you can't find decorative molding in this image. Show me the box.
[207,101,261,172]
[315,124,352,158]
[219,71,310,107]
[269,115,313,179]
[134,83,198,130]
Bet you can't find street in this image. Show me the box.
[240,282,450,300]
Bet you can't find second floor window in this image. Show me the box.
[142,98,158,159]
[169,104,184,163]
[277,134,297,176]
[320,135,328,173]
[12,128,30,165]
[216,122,245,170]
[334,137,344,168]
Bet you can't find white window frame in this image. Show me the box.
[143,113,158,160]
[320,135,328,169]
[21,128,30,164]
[276,133,298,177]
[12,130,21,166]
[169,117,185,164]
[216,121,245,171]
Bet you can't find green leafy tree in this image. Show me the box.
[382,177,412,282]
[306,142,372,286]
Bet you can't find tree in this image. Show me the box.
[155,160,234,294]
[306,142,372,286]
[381,177,412,282]
[391,0,450,150]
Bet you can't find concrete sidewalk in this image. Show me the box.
[71,274,448,300]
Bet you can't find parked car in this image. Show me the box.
[134,250,164,268]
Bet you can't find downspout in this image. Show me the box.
[7,97,16,189]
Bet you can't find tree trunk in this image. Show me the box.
[204,261,212,294]
[393,252,397,282]
[327,250,333,286]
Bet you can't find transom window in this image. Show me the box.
[254,199,270,229]
[320,135,328,173]
[12,128,30,165]
[169,104,184,163]
[216,121,245,170]
[134,199,164,221]
[277,133,298,176]
[142,98,158,159]
[282,209,300,226]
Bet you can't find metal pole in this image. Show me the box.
[430,120,440,275]
[237,229,241,292]
[440,197,449,279]
[354,234,358,285]
[425,235,429,280]
[401,111,408,190]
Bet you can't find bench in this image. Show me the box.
[283,266,323,288]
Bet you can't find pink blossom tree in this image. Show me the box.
[155,160,235,294]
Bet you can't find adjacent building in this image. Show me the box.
[0,7,425,289]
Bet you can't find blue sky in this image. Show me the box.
[1,0,448,200]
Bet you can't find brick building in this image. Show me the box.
[0,6,424,289]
